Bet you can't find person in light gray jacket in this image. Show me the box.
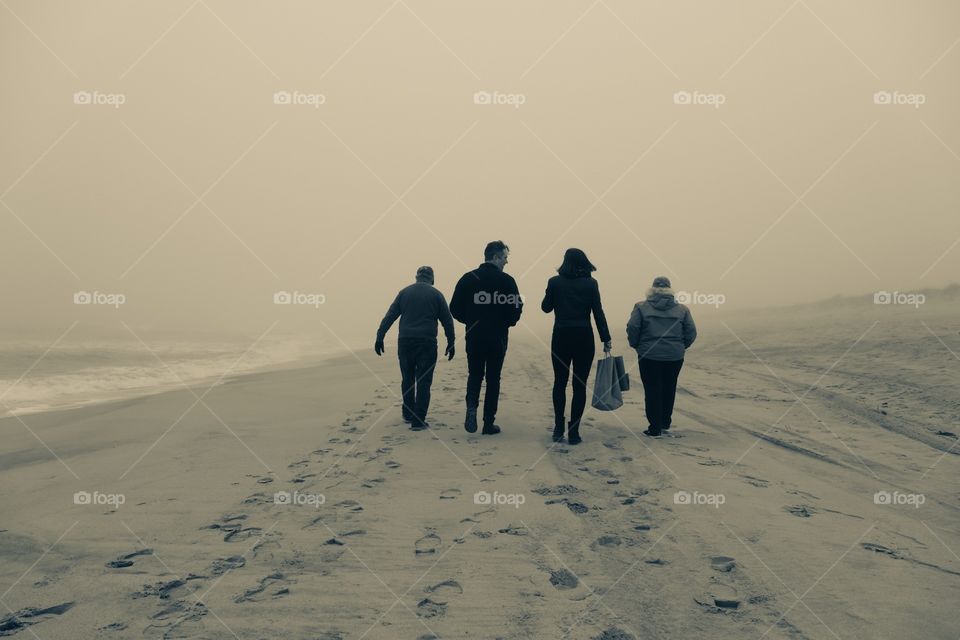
[626,276,697,437]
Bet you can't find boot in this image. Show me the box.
[567,420,582,445]
[552,417,565,443]
[464,406,478,433]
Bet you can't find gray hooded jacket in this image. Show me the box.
[626,287,697,361]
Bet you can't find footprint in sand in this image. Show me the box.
[288,459,310,469]
[384,460,401,470]
[549,569,579,590]
[234,572,290,603]
[360,477,386,489]
[739,475,769,488]
[105,548,153,568]
[784,504,817,518]
[416,598,447,619]
[591,535,621,550]
[592,628,635,640]
[415,532,441,555]
[208,556,246,576]
[290,472,317,484]
[497,524,529,536]
[0,603,73,637]
[439,488,461,500]
[131,576,204,600]
[694,581,741,610]
[424,579,463,597]
[710,556,736,572]
[143,601,207,639]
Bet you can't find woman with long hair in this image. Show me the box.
[541,248,611,444]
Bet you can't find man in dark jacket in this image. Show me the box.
[449,241,523,435]
[626,276,697,437]
[376,266,455,430]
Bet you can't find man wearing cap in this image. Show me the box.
[626,276,697,437]
[375,266,456,430]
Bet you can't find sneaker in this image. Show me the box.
[410,423,428,431]
[481,423,501,435]
[642,428,662,438]
[464,407,478,433]
[402,415,413,424]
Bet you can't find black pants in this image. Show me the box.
[465,334,508,425]
[638,358,684,432]
[551,326,595,429]
[398,338,438,427]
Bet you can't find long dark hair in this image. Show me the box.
[557,248,596,278]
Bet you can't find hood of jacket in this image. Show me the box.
[645,286,677,310]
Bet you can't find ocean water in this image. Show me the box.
[0,335,339,417]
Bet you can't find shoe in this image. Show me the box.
[481,423,501,435]
[662,423,671,431]
[464,407,478,433]
[402,415,413,424]
[552,420,565,443]
[567,420,582,445]
[642,428,662,438]
[410,423,428,431]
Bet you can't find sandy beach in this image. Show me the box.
[2,299,958,640]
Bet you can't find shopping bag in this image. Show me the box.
[591,354,623,411]
[613,355,629,391]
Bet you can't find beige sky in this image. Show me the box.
[2,0,958,345]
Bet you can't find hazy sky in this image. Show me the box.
[2,1,958,346]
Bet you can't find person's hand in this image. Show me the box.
[374,339,385,356]
[603,340,612,353]
[445,342,455,361]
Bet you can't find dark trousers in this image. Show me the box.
[638,358,684,432]
[465,334,508,425]
[551,326,595,429]
[398,338,438,427]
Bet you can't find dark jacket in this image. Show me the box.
[377,282,455,343]
[450,263,523,342]
[541,275,611,343]
[626,288,697,361]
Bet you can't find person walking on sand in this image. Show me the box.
[541,248,611,445]
[450,241,523,435]
[626,276,697,438]
[375,266,455,431]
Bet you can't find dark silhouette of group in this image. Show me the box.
[375,241,696,443]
